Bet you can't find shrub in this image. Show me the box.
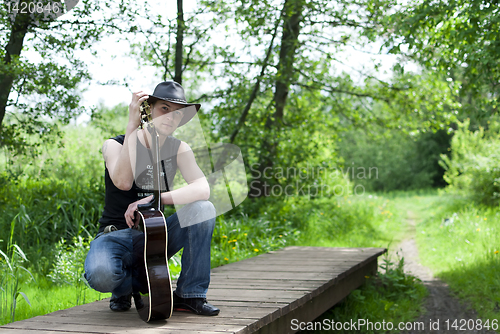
[440,119,500,206]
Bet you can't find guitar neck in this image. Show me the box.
[150,127,162,212]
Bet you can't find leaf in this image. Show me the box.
[11,244,28,262]
[0,249,13,272]
[19,266,36,283]
[18,292,31,307]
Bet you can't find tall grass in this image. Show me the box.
[0,242,34,324]
[0,124,108,325]
[282,195,406,249]
[0,274,108,325]
[0,125,105,274]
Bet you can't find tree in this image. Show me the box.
[0,0,144,156]
[199,0,455,196]
[127,0,460,198]
[175,0,184,84]
[384,0,500,122]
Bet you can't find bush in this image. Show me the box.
[440,118,500,206]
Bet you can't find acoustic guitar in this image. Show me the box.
[134,101,173,322]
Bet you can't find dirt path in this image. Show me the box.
[393,211,496,334]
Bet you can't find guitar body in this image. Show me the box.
[133,101,173,322]
[135,210,173,322]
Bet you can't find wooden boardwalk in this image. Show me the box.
[0,246,386,334]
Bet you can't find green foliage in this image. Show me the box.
[212,189,408,266]
[440,119,500,206]
[384,0,500,121]
[289,195,405,248]
[306,256,427,334]
[0,0,152,154]
[211,213,299,267]
[338,128,452,192]
[0,274,109,326]
[0,124,108,274]
[0,175,103,274]
[89,103,129,139]
[238,192,406,249]
[188,0,442,196]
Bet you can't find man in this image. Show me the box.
[84,81,219,316]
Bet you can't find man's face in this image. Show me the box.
[151,100,185,136]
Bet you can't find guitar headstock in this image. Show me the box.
[140,101,153,129]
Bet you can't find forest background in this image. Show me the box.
[1,0,500,331]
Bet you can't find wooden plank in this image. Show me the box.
[0,246,386,334]
[2,319,247,333]
[208,278,324,286]
[202,300,289,308]
[53,305,279,320]
[213,264,356,273]
[253,258,379,334]
[219,258,366,263]
[14,313,255,328]
[210,271,343,280]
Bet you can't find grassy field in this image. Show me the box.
[408,193,500,323]
[301,192,430,334]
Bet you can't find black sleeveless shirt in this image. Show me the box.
[98,134,181,233]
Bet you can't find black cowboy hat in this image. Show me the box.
[148,81,201,127]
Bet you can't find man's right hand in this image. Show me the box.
[125,195,153,228]
[128,91,150,130]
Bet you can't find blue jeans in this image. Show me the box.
[84,200,216,299]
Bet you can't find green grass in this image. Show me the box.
[290,195,407,249]
[411,193,500,322]
[0,275,110,325]
[356,191,500,329]
[292,193,429,333]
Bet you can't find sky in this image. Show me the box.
[78,0,199,110]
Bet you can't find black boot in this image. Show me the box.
[110,294,131,312]
[173,293,220,316]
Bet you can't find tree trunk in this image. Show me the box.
[272,0,303,125]
[251,0,304,197]
[174,0,184,85]
[0,8,32,139]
